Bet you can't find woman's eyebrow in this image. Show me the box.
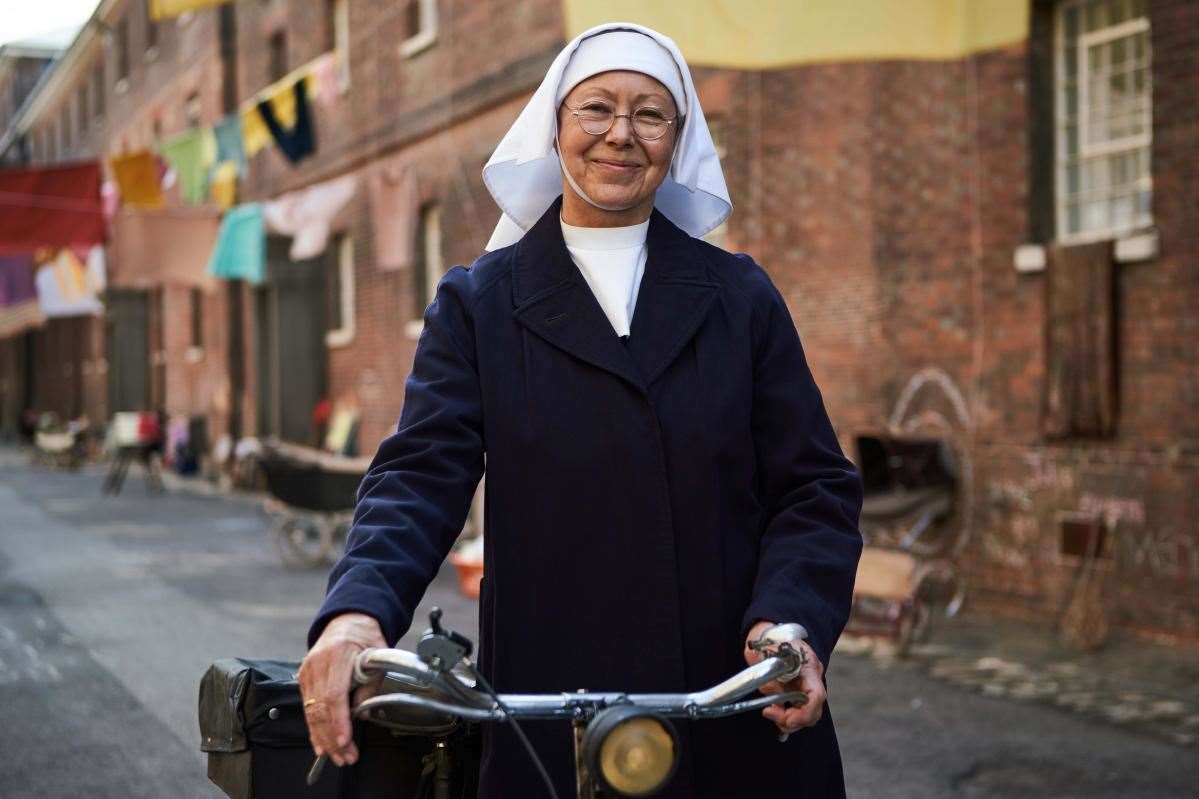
[578,87,670,103]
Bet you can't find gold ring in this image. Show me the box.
[304,698,320,708]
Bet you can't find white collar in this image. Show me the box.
[560,215,649,251]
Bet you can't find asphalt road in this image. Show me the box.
[1,452,1196,798]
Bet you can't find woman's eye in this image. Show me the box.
[635,109,667,121]
[581,103,612,113]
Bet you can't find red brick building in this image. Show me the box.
[1,0,1195,640]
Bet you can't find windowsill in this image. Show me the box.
[398,29,437,59]
[403,319,424,339]
[185,346,204,364]
[326,327,354,348]
[1013,227,1159,273]
[114,78,129,96]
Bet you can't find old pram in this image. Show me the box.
[847,435,966,652]
[259,439,372,568]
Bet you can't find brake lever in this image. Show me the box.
[417,607,473,671]
[306,754,328,787]
[747,623,810,743]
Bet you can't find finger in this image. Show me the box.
[307,653,353,763]
[782,683,825,730]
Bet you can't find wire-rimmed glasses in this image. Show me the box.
[563,101,678,141]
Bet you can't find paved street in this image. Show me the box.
[1,453,1197,798]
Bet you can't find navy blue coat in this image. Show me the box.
[309,195,863,798]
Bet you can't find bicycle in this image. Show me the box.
[317,609,810,798]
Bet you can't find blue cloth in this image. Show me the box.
[257,78,315,164]
[207,203,264,284]
[213,114,247,175]
[307,195,864,799]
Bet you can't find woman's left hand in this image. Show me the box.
[743,619,826,735]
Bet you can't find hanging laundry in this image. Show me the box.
[0,162,105,254]
[110,208,222,288]
[207,203,265,285]
[210,162,239,210]
[0,255,43,337]
[241,72,316,158]
[213,114,247,175]
[35,246,106,317]
[368,159,420,271]
[109,151,164,209]
[262,173,357,260]
[160,128,217,206]
[257,77,316,164]
[308,50,344,106]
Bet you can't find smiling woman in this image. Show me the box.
[300,21,863,799]
[555,70,680,227]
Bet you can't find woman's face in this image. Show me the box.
[556,70,679,226]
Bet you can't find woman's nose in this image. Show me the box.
[605,114,636,144]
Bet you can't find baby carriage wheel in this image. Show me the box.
[273,515,335,569]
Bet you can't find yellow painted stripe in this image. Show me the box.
[563,0,1029,68]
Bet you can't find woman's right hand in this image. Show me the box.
[297,612,387,767]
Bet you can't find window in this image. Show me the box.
[326,234,355,347]
[412,202,444,320]
[399,0,438,58]
[268,31,288,82]
[1055,0,1152,242]
[146,9,159,54]
[77,85,89,134]
[190,287,204,349]
[115,17,131,81]
[93,66,105,119]
[185,91,202,128]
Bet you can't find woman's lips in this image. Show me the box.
[593,159,641,172]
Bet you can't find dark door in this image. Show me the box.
[106,289,151,413]
[255,237,328,445]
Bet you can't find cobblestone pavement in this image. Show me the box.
[2,447,1198,797]
[837,609,1199,750]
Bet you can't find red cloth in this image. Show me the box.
[0,161,104,255]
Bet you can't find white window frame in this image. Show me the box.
[326,234,356,348]
[1077,18,1151,160]
[1053,1,1153,244]
[398,0,438,59]
[333,0,352,92]
[404,202,445,339]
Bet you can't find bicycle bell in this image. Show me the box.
[581,704,679,797]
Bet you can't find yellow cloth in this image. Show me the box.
[149,0,231,21]
[562,0,1029,68]
[50,249,98,303]
[108,151,163,209]
[241,72,317,157]
[211,161,239,209]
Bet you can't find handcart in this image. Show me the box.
[259,439,371,569]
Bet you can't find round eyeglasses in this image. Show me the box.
[563,101,678,141]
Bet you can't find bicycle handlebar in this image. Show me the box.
[351,642,807,724]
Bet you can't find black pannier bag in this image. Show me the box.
[198,658,480,799]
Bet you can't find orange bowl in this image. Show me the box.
[449,553,484,599]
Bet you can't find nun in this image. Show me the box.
[299,21,863,798]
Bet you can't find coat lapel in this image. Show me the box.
[626,209,720,386]
[512,196,719,393]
